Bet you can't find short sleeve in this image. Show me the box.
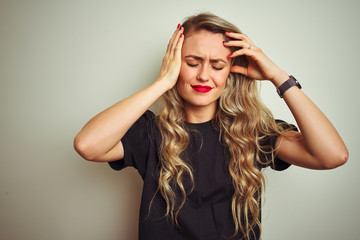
[108,110,155,177]
[259,120,298,171]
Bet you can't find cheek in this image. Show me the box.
[177,68,187,90]
[179,65,194,83]
[216,72,230,88]
[176,68,187,96]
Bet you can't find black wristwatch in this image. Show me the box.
[276,75,301,98]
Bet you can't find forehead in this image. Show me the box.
[182,30,231,57]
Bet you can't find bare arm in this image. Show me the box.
[225,32,348,169]
[74,26,184,162]
[272,71,348,169]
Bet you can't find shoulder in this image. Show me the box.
[136,110,156,124]
[131,110,157,131]
[275,119,298,132]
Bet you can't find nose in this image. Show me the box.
[196,65,210,82]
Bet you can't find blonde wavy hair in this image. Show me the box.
[154,13,291,239]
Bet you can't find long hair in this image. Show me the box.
[154,13,289,239]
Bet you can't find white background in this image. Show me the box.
[1,0,359,239]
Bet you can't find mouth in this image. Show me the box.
[191,85,213,93]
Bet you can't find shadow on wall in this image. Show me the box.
[113,168,143,240]
[78,160,144,240]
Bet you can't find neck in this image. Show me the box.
[184,104,217,123]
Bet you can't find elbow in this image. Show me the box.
[321,149,349,170]
[73,135,98,161]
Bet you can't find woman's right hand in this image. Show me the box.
[156,25,184,90]
[74,25,184,162]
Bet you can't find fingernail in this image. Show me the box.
[223,41,228,44]
[180,33,183,38]
[228,53,233,56]
[177,24,180,29]
[226,32,231,34]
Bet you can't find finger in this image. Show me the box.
[171,27,184,53]
[167,24,184,53]
[174,30,184,59]
[228,48,252,59]
[225,32,255,45]
[166,30,184,67]
[224,40,254,50]
[230,65,247,75]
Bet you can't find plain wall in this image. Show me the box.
[1,0,359,239]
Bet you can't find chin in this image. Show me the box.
[184,98,218,109]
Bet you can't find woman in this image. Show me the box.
[74,13,348,240]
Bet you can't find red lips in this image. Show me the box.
[191,85,213,93]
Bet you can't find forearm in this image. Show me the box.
[275,73,348,168]
[74,80,169,160]
[224,31,348,168]
[74,26,184,161]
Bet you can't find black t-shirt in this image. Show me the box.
[109,110,292,240]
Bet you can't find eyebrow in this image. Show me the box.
[184,55,227,64]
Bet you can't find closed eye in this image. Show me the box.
[187,62,223,70]
[212,66,223,70]
[187,63,198,67]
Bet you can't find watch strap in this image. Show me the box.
[276,75,301,98]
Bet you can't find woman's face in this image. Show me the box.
[177,30,232,116]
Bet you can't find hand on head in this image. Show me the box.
[224,32,288,84]
[156,24,184,90]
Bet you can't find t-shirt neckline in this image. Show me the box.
[185,119,214,130]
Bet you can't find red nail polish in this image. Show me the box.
[177,24,180,29]
[228,53,233,56]
[180,33,183,38]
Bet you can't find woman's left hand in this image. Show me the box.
[223,33,348,170]
[224,32,288,86]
